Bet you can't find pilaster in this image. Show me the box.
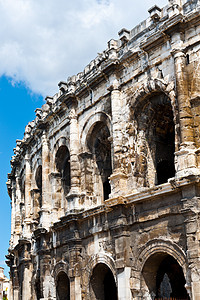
[24,154,32,238]
[41,132,50,228]
[109,79,128,197]
[15,174,22,236]
[67,101,81,211]
[172,48,200,178]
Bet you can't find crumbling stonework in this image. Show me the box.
[6,0,200,299]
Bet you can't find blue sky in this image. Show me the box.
[0,0,167,277]
[0,77,43,276]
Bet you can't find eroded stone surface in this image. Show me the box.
[6,0,200,299]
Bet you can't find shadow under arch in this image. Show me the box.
[80,112,112,201]
[84,254,118,300]
[80,112,112,153]
[129,79,177,187]
[53,261,70,300]
[136,239,190,299]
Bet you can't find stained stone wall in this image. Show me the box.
[6,0,200,299]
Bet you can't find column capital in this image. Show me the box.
[69,107,78,121]
[107,78,121,92]
[171,48,185,59]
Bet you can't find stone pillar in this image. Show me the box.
[41,132,50,228]
[70,276,82,300]
[109,79,128,197]
[181,185,200,300]
[13,268,19,300]
[22,264,32,300]
[69,106,80,194]
[50,172,62,221]
[117,267,132,300]
[10,183,16,247]
[15,174,22,236]
[24,154,32,238]
[67,104,81,211]
[69,245,82,300]
[172,48,200,178]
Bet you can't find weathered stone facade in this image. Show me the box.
[6,0,200,299]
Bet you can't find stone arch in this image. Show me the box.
[54,261,70,300]
[80,112,112,152]
[87,254,117,280]
[53,261,70,280]
[54,142,71,196]
[136,239,187,276]
[129,79,177,112]
[129,78,178,149]
[128,79,178,187]
[53,137,70,171]
[134,239,190,299]
[84,254,118,300]
[31,165,42,222]
[80,112,112,202]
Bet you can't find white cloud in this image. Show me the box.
[0,0,168,96]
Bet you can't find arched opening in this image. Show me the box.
[56,271,70,300]
[134,93,175,187]
[35,165,42,190]
[90,263,117,300]
[87,122,112,201]
[33,165,42,221]
[55,146,71,195]
[142,252,190,299]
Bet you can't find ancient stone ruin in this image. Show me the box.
[6,0,200,299]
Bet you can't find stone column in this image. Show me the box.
[69,106,80,194]
[10,183,16,247]
[109,79,128,197]
[24,154,32,238]
[50,172,62,221]
[181,191,200,300]
[172,48,200,178]
[70,277,82,300]
[41,132,50,228]
[67,103,81,211]
[15,174,22,237]
[117,267,132,300]
[22,264,32,300]
[69,246,82,300]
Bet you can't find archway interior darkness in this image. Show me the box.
[90,263,118,300]
[87,122,112,200]
[56,271,70,300]
[142,253,190,300]
[156,256,189,299]
[55,146,71,195]
[135,93,175,186]
[150,94,175,185]
[35,165,42,207]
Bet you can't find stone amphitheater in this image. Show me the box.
[6,0,200,299]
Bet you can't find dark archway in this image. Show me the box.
[155,256,189,299]
[56,271,70,300]
[134,93,175,187]
[90,263,118,300]
[142,253,190,300]
[33,165,42,222]
[35,165,42,190]
[87,122,112,200]
[55,146,71,195]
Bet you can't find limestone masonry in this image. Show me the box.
[6,0,200,299]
